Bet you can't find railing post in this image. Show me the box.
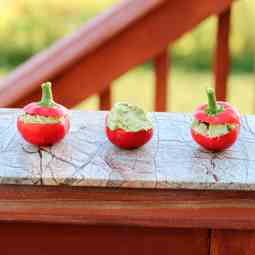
[99,86,112,110]
[214,7,231,101]
[154,49,170,112]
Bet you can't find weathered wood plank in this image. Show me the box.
[0,109,255,191]
[0,109,255,229]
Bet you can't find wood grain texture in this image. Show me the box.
[214,7,231,101]
[0,109,255,191]
[211,230,255,255]
[0,0,234,108]
[154,49,169,112]
[99,86,112,110]
[1,185,255,228]
[0,224,210,255]
[1,109,255,228]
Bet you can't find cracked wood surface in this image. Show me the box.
[1,109,255,191]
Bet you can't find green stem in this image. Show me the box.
[38,82,55,107]
[206,87,223,115]
[207,88,217,114]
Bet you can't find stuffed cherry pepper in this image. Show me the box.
[106,102,153,149]
[191,88,240,151]
[17,82,70,146]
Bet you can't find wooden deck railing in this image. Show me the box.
[1,109,255,254]
[0,0,233,111]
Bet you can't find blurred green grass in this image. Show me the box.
[0,0,253,72]
[77,67,255,114]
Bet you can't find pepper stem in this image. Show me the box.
[38,82,55,107]
[206,87,224,115]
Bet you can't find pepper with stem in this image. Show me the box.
[191,87,241,151]
[17,82,70,146]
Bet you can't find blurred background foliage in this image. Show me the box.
[0,0,117,70]
[0,0,253,73]
[0,0,254,113]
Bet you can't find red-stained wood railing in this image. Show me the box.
[0,0,234,111]
[99,86,112,110]
[214,7,231,101]
[154,49,169,112]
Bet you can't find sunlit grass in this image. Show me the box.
[77,67,255,114]
[0,68,8,76]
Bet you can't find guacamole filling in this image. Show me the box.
[192,119,237,137]
[107,102,153,132]
[21,113,64,124]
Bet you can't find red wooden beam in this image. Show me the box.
[0,185,254,230]
[99,86,112,110]
[154,49,170,112]
[214,7,232,101]
[0,223,210,255]
[0,0,234,108]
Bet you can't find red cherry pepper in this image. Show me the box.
[105,103,153,149]
[17,82,70,146]
[106,126,153,149]
[191,88,241,151]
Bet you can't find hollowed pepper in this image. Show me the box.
[105,102,153,149]
[17,82,70,146]
[191,88,241,151]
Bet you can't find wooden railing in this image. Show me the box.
[0,0,234,111]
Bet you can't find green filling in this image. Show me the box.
[192,119,237,137]
[21,113,64,124]
[108,102,153,132]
